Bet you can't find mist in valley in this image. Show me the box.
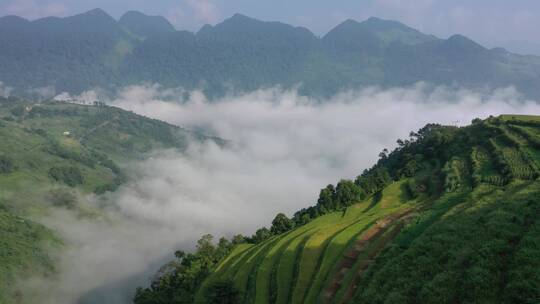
[20,84,540,303]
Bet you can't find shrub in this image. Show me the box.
[205,280,241,304]
[10,105,25,117]
[48,166,84,187]
[0,155,16,174]
[270,213,294,234]
[94,183,118,194]
[47,189,77,208]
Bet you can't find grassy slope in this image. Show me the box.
[0,99,205,302]
[200,115,540,304]
[209,181,415,304]
[0,208,61,303]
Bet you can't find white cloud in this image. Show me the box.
[164,0,220,31]
[27,85,55,100]
[19,84,540,303]
[186,0,220,24]
[54,89,102,104]
[0,81,13,98]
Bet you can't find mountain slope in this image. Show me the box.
[135,115,540,303]
[119,11,175,39]
[0,97,215,303]
[123,14,319,96]
[0,9,130,95]
[1,10,540,99]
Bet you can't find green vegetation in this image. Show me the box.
[2,10,540,99]
[0,207,61,303]
[134,235,237,304]
[0,98,209,303]
[48,165,84,187]
[0,155,16,174]
[136,115,540,303]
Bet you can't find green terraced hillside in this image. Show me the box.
[0,97,213,303]
[136,114,540,304]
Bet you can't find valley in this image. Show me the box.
[133,115,540,303]
[0,3,539,303]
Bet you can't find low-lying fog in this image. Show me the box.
[22,84,540,303]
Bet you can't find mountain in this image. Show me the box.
[119,11,175,38]
[0,96,217,302]
[123,13,319,96]
[134,115,540,303]
[323,17,436,54]
[0,9,130,95]
[1,9,540,99]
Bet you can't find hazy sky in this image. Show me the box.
[1,0,540,55]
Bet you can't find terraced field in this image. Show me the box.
[189,115,540,304]
[200,181,417,304]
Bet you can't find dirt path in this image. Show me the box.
[78,119,114,143]
[321,210,415,303]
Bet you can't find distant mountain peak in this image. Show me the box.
[122,10,146,17]
[220,13,261,26]
[79,8,112,19]
[365,16,397,23]
[64,8,116,24]
[0,15,29,22]
[119,10,175,38]
[445,34,485,51]
[229,13,253,20]
[197,24,214,35]
[447,34,474,43]
[332,18,360,29]
[340,18,361,27]
[325,16,436,47]
[87,8,107,15]
[0,15,30,27]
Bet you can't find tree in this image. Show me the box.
[174,250,186,260]
[317,185,335,210]
[231,234,246,245]
[334,179,363,207]
[472,118,482,124]
[10,105,25,117]
[270,213,294,234]
[215,237,232,261]
[205,280,241,304]
[251,227,271,243]
[48,165,84,187]
[196,234,216,265]
[47,188,77,208]
[379,148,389,160]
[0,155,16,174]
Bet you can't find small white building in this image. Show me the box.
[63,131,71,136]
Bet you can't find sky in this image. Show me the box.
[0,0,540,55]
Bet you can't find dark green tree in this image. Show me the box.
[205,280,241,304]
[48,166,84,187]
[251,227,271,243]
[0,155,16,174]
[334,179,363,207]
[270,213,294,234]
[317,185,336,210]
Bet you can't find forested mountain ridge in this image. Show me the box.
[118,11,176,39]
[134,115,540,303]
[1,9,540,99]
[0,96,217,303]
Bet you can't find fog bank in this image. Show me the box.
[24,84,540,303]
